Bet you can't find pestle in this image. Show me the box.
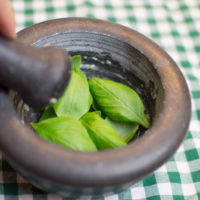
[0,35,71,108]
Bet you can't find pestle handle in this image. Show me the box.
[0,36,71,108]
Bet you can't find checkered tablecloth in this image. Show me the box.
[1,0,200,199]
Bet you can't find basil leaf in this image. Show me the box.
[39,105,56,122]
[105,117,139,143]
[53,59,92,119]
[71,55,82,70]
[89,77,149,128]
[94,110,101,116]
[80,112,126,150]
[32,117,97,152]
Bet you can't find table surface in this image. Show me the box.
[1,0,200,199]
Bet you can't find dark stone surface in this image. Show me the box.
[0,36,71,108]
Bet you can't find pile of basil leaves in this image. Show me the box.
[32,55,149,152]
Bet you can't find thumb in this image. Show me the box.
[0,0,16,39]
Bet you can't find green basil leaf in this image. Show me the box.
[53,68,92,119]
[89,77,149,128]
[32,117,97,152]
[91,100,99,111]
[71,55,82,70]
[94,110,101,116]
[39,105,56,122]
[80,112,126,150]
[105,117,139,143]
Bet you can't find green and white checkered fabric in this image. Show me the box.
[1,0,199,199]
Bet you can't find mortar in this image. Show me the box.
[0,18,191,198]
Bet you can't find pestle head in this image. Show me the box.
[17,45,72,108]
[0,36,71,108]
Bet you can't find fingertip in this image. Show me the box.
[0,0,16,39]
[0,23,16,39]
[8,31,17,39]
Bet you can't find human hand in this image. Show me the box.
[0,0,16,38]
